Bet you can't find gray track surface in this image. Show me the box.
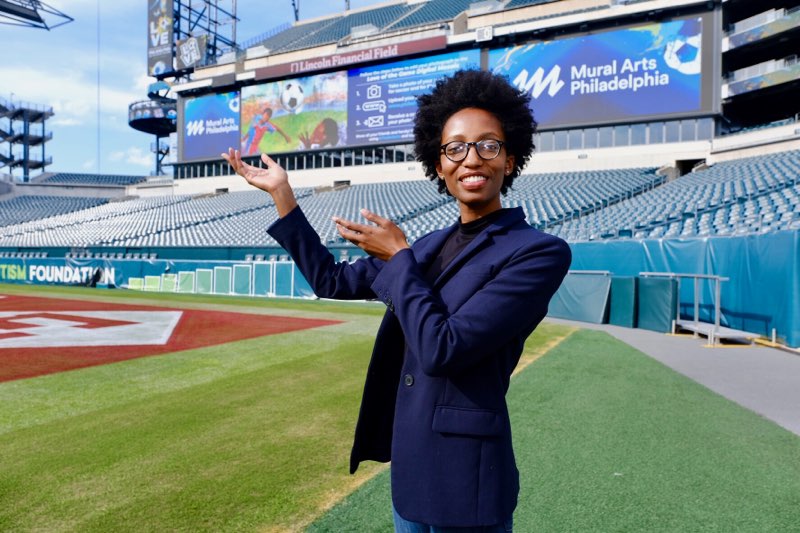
[545,318,800,436]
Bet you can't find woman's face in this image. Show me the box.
[435,107,514,223]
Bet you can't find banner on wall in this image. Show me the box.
[489,14,715,129]
[176,34,208,70]
[181,49,480,161]
[147,0,174,77]
[182,91,240,161]
[0,257,314,299]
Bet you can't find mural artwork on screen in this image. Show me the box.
[240,71,348,155]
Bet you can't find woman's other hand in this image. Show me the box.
[333,209,410,262]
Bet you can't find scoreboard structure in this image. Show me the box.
[161,0,798,180]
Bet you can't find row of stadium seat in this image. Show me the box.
[255,0,622,57]
[0,150,797,250]
[65,251,159,260]
[256,0,578,55]
[0,250,47,258]
[548,150,800,241]
[34,173,148,186]
[0,195,109,227]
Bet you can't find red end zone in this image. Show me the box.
[0,294,341,382]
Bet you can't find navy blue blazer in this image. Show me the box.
[268,205,571,527]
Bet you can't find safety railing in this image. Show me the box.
[639,272,729,344]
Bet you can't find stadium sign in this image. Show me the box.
[0,262,115,285]
[147,0,174,77]
[28,265,116,285]
[181,91,240,161]
[255,36,447,81]
[490,15,716,129]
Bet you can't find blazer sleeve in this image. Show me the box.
[267,206,382,300]
[370,234,571,376]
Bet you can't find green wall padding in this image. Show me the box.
[637,277,677,333]
[233,264,252,296]
[609,277,638,328]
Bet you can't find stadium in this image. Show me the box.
[1,0,799,531]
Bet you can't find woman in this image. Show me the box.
[223,69,571,532]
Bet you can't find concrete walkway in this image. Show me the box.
[545,318,800,437]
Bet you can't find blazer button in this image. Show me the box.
[403,374,414,387]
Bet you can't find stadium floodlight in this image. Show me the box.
[0,0,73,30]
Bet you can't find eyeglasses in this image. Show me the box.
[440,140,505,162]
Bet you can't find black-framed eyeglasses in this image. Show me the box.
[440,140,505,162]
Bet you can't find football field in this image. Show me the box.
[1,283,798,532]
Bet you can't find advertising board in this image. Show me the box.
[147,0,174,77]
[346,49,480,146]
[181,91,240,162]
[489,14,717,129]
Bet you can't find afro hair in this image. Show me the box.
[413,69,537,195]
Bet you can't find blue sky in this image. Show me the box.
[0,0,383,178]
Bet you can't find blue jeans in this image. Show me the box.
[393,505,513,533]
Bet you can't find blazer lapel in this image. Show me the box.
[413,223,458,271]
[433,208,526,287]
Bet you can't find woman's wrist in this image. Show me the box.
[270,183,298,218]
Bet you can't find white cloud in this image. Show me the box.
[82,159,96,170]
[109,147,152,169]
[1,65,148,127]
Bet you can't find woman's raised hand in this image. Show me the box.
[221,149,288,194]
[222,149,297,217]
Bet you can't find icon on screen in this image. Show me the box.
[365,116,384,128]
[362,100,386,114]
[367,85,382,99]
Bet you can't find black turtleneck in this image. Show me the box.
[424,208,510,284]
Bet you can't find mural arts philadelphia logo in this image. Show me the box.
[186,118,237,136]
[185,96,240,137]
[512,58,673,99]
[185,120,205,136]
[511,34,700,99]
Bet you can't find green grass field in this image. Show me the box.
[1,284,799,532]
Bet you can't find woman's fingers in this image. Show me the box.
[222,148,245,175]
[332,217,367,236]
[359,208,390,228]
[261,153,277,168]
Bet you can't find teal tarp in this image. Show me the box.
[549,273,611,324]
[569,231,800,347]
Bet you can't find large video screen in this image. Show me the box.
[178,14,719,162]
[181,91,240,162]
[240,71,348,155]
[346,49,480,146]
[489,14,717,129]
[236,50,479,158]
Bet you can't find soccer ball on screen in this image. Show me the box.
[280,82,305,114]
[663,35,701,75]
